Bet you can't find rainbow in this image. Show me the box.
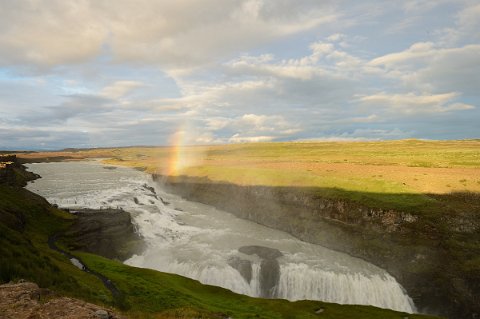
[166,128,186,176]
[165,124,206,176]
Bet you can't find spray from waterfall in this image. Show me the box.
[165,124,206,176]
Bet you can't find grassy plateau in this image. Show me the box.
[19,139,480,213]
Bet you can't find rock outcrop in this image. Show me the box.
[0,155,39,186]
[64,209,144,261]
[229,246,283,298]
[0,281,124,319]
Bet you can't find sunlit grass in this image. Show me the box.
[17,139,480,213]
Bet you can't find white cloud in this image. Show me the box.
[1,1,479,149]
[235,114,296,133]
[413,44,480,95]
[204,113,300,142]
[326,33,345,42]
[0,0,339,73]
[0,1,106,67]
[227,39,364,81]
[439,2,480,45]
[100,81,144,99]
[299,128,412,141]
[369,43,480,95]
[350,114,379,123]
[402,0,452,13]
[228,134,275,143]
[369,42,436,67]
[359,92,475,115]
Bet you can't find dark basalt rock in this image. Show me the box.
[238,245,283,259]
[233,245,283,298]
[64,208,144,261]
[259,258,280,298]
[142,184,156,194]
[228,257,252,283]
[0,155,40,186]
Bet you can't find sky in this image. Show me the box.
[0,0,479,150]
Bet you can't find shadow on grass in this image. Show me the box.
[156,174,480,215]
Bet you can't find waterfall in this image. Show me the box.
[125,256,415,313]
[275,263,414,313]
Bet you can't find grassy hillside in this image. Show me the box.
[0,161,439,318]
[0,185,112,304]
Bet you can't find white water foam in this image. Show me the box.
[26,161,416,313]
[276,263,413,311]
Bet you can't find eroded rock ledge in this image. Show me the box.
[229,245,283,298]
[64,208,144,261]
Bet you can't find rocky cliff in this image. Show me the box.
[64,208,144,261]
[156,174,479,319]
[0,155,39,186]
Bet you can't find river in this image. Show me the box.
[25,160,415,313]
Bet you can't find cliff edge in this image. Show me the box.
[158,174,480,319]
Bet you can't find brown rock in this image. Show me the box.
[0,281,125,319]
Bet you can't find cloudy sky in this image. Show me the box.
[1,0,479,150]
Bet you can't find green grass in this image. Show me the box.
[19,140,480,208]
[181,164,437,213]
[0,185,112,304]
[201,140,480,168]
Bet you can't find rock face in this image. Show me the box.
[64,209,144,261]
[0,155,40,186]
[228,257,253,284]
[238,245,283,259]
[157,175,480,319]
[229,245,283,298]
[0,281,124,319]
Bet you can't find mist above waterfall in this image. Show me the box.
[26,161,416,313]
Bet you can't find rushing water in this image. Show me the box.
[26,161,415,313]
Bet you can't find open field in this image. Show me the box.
[17,139,480,213]
[19,140,480,191]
